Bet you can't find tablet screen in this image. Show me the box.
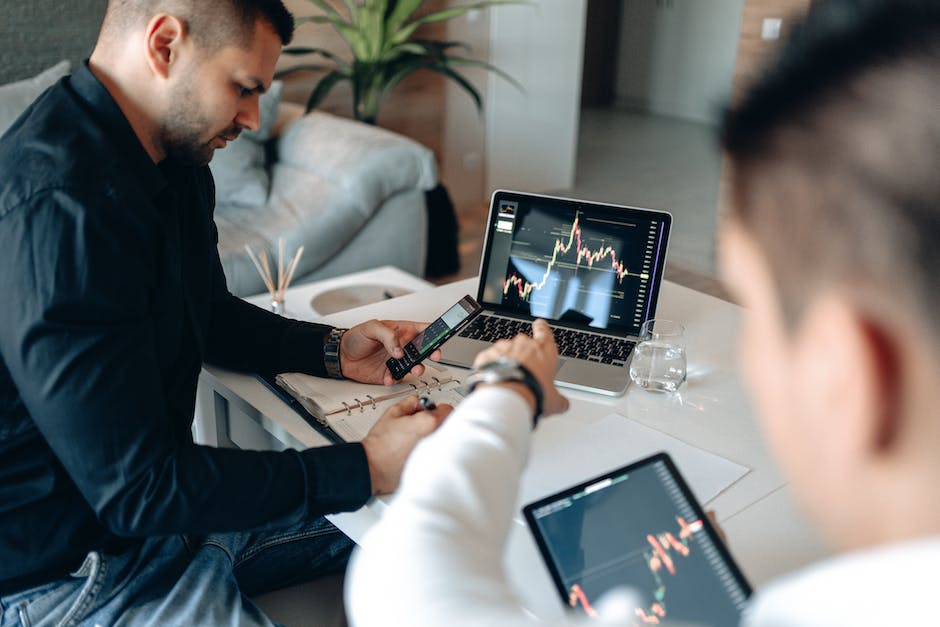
[523,453,750,625]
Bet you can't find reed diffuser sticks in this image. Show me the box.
[245,238,304,314]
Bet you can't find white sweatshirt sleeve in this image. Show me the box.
[344,386,540,626]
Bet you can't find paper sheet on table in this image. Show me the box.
[517,413,749,516]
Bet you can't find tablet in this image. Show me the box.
[523,453,751,625]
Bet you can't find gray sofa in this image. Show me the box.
[212,102,435,296]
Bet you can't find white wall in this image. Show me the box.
[616,0,745,125]
[485,0,588,194]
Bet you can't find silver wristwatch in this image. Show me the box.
[464,357,543,426]
[324,328,347,379]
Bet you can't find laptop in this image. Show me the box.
[440,190,671,396]
[523,453,751,624]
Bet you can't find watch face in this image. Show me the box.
[482,360,522,380]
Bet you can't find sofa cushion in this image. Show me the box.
[209,80,283,207]
[275,111,438,219]
[0,60,70,137]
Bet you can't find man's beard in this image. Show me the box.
[161,76,236,166]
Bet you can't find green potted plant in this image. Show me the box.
[279,0,521,125]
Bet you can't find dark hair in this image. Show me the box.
[721,0,940,334]
[102,0,294,48]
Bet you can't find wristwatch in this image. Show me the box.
[324,328,347,379]
[465,357,543,426]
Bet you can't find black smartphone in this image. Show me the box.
[386,295,482,380]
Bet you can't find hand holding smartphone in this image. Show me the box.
[386,295,482,380]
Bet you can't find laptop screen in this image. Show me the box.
[524,454,751,625]
[478,191,671,336]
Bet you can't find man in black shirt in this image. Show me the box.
[0,1,450,624]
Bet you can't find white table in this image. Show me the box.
[197,273,829,619]
[194,266,431,447]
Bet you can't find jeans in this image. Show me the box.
[0,516,352,627]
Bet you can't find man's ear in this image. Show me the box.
[144,14,186,79]
[857,315,902,454]
[796,296,902,463]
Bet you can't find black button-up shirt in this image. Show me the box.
[0,63,371,594]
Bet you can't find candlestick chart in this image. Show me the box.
[502,213,649,302]
[527,459,748,627]
[567,517,704,625]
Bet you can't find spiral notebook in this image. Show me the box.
[272,364,464,443]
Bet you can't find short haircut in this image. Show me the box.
[721,0,940,340]
[101,0,294,49]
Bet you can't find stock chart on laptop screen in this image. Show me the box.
[480,194,670,335]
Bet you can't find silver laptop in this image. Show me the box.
[440,190,671,396]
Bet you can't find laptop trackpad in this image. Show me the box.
[439,337,490,369]
[556,358,629,396]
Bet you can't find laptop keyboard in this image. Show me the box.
[458,314,635,366]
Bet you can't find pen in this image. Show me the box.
[418,396,437,411]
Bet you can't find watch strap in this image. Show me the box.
[324,328,347,379]
[514,362,544,425]
[466,358,543,426]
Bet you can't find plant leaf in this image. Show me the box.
[306,70,350,112]
[281,46,352,71]
[295,12,368,58]
[406,0,531,32]
[358,3,387,60]
[295,15,333,25]
[385,0,425,34]
[443,56,523,91]
[304,0,346,21]
[274,63,331,79]
[393,0,525,45]
[380,57,434,99]
[429,66,483,112]
[320,13,371,59]
[378,42,427,62]
[340,0,360,23]
[411,38,471,57]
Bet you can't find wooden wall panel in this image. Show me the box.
[718,0,812,219]
[732,0,813,100]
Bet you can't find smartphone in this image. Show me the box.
[386,295,482,380]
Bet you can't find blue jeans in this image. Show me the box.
[0,516,352,626]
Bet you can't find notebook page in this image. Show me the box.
[276,363,463,440]
[329,387,466,442]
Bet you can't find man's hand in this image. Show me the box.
[340,320,442,385]
[472,319,569,418]
[361,396,453,494]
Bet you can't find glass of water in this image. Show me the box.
[629,319,687,392]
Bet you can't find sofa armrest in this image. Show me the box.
[275,111,438,217]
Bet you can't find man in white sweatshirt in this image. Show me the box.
[346,0,940,624]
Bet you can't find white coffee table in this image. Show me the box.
[194,266,433,447]
[241,265,433,321]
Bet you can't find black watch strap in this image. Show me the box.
[514,363,544,425]
[466,358,544,426]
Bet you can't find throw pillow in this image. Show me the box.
[0,60,71,137]
[209,80,283,208]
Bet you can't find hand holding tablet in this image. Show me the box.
[524,453,751,625]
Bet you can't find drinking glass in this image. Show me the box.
[629,319,687,392]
